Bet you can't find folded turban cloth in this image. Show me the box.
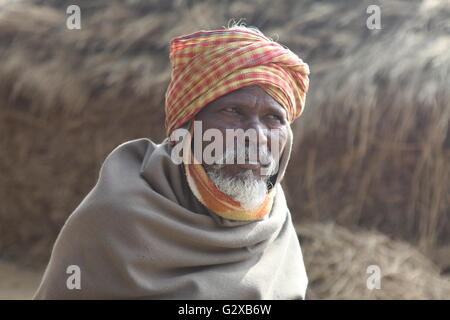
[165,28,310,137]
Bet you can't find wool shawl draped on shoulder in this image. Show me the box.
[33,130,308,299]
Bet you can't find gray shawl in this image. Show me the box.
[33,126,308,299]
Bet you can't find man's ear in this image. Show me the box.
[268,174,277,190]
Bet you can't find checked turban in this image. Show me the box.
[165,28,310,137]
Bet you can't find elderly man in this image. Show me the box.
[34,26,310,299]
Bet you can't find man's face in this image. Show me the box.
[193,85,288,209]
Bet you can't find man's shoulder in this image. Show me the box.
[99,137,167,175]
[67,138,164,227]
[104,137,156,164]
[82,138,163,206]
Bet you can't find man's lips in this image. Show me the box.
[235,159,273,170]
[236,163,261,170]
[211,159,272,171]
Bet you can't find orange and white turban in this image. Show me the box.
[165,28,310,137]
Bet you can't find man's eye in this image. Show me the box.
[222,107,238,113]
[267,114,283,122]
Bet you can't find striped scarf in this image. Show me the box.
[165,28,310,138]
[166,28,309,220]
[181,123,276,221]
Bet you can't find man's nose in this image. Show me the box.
[243,119,268,147]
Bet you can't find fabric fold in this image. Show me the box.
[33,137,308,299]
[165,28,310,137]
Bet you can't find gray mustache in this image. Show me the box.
[212,145,278,176]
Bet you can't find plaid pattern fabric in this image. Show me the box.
[165,29,310,137]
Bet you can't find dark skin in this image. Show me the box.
[194,85,288,180]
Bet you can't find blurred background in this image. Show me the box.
[0,0,449,299]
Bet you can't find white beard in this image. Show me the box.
[205,145,277,211]
[206,168,269,210]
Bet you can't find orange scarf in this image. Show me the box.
[181,125,276,221]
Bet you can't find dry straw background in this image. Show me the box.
[0,0,449,299]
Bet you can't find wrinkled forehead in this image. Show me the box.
[195,85,288,119]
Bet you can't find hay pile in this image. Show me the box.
[0,1,173,265]
[0,259,41,299]
[0,0,448,272]
[287,0,450,252]
[297,221,450,299]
